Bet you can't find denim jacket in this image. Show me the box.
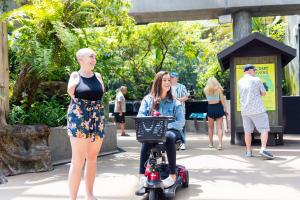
[137,95,185,131]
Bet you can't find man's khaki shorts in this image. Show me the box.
[242,112,270,134]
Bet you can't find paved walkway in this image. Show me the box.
[1,131,300,200]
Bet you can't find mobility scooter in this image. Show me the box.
[135,116,189,200]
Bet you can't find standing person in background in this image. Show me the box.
[170,72,189,150]
[114,86,129,136]
[238,64,274,159]
[67,48,105,200]
[204,77,227,150]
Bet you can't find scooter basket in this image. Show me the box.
[135,116,173,143]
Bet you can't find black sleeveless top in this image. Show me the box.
[74,73,104,101]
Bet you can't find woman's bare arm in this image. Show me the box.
[95,72,105,93]
[67,72,80,101]
[219,89,227,113]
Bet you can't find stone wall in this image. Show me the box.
[49,123,117,165]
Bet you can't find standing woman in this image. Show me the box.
[204,77,227,150]
[67,48,105,200]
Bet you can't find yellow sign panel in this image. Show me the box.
[236,63,276,111]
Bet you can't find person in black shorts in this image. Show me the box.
[114,86,128,136]
[204,77,227,150]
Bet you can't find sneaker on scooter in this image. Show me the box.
[135,176,147,196]
[162,176,175,188]
[180,143,186,150]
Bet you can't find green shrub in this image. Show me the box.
[9,105,28,125]
[9,97,67,127]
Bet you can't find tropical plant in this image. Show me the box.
[252,16,286,42]
[3,0,134,104]
[3,0,134,126]
[9,96,67,126]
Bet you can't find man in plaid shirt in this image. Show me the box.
[170,72,189,150]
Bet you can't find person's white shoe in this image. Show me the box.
[162,176,175,188]
[135,176,147,196]
[139,176,147,187]
[180,143,186,150]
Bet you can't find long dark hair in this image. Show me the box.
[150,71,173,110]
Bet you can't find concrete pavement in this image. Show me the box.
[1,131,300,200]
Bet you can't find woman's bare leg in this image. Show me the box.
[208,117,215,146]
[69,137,88,200]
[84,138,103,200]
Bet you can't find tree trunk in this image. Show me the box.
[12,66,41,106]
[0,21,9,127]
[0,21,9,184]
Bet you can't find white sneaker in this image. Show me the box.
[139,176,147,187]
[136,176,147,196]
[162,176,175,188]
[180,143,186,150]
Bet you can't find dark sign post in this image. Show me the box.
[218,33,296,145]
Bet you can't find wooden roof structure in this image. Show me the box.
[218,32,296,71]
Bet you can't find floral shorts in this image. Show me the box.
[67,98,105,142]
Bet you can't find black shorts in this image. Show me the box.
[207,103,224,120]
[114,112,125,123]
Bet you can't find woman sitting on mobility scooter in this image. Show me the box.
[137,71,185,189]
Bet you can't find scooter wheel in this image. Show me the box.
[149,189,158,200]
[182,170,189,188]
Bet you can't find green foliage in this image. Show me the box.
[9,97,67,126]
[4,0,134,126]
[8,105,28,124]
[282,78,291,96]
[252,16,286,42]
[194,23,232,98]
[105,22,233,100]
[0,0,9,12]
[4,0,134,82]
[4,1,288,127]
[112,23,186,99]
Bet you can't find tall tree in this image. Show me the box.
[0,21,9,126]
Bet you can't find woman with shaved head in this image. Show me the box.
[67,48,105,200]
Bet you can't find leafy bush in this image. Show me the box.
[9,105,28,125]
[9,97,67,127]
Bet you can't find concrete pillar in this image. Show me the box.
[233,11,252,42]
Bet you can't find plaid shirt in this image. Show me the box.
[171,83,188,113]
